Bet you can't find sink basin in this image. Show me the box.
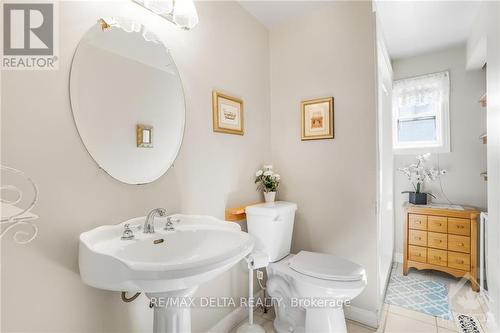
[79,214,254,293]
[79,214,254,333]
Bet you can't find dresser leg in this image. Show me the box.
[471,278,479,292]
[403,263,409,276]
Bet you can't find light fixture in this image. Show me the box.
[143,0,173,15]
[133,0,199,30]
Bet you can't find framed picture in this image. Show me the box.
[136,124,153,148]
[212,91,244,135]
[301,97,334,140]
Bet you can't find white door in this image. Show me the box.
[376,29,395,303]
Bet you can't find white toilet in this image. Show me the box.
[245,202,367,333]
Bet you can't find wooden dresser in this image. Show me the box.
[403,205,479,291]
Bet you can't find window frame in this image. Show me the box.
[392,71,450,155]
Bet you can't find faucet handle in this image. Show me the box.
[169,216,180,223]
[164,217,177,231]
[121,224,135,240]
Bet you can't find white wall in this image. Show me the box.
[486,0,500,328]
[1,1,270,332]
[269,1,380,326]
[392,46,487,259]
[466,2,488,70]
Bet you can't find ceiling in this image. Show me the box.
[373,1,481,59]
[238,1,482,61]
[237,1,327,28]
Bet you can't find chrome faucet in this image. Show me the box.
[144,208,167,234]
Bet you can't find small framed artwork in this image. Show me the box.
[301,97,334,141]
[212,90,244,135]
[136,124,153,148]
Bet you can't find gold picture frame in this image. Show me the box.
[212,91,244,135]
[301,97,334,141]
[136,124,153,148]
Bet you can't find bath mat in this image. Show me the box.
[455,313,484,333]
[385,274,453,320]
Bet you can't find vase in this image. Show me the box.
[409,192,427,205]
[264,191,276,203]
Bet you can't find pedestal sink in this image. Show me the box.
[79,214,254,333]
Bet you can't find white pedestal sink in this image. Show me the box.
[79,214,254,333]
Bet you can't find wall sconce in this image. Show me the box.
[132,0,199,30]
[137,124,153,148]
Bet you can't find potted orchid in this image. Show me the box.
[255,165,280,203]
[398,153,446,205]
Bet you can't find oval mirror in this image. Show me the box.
[70,18,185,184]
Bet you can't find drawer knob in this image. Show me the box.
[417,237,421,240]
[458,225,464,229]
[434,256,441,260]
[459,243,464,246]
[438,240,442,243]
[437,223,441,226]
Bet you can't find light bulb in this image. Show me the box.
[173,0,199,29]
[144,0,173,15]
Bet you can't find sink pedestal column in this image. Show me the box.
[147,287,198,333]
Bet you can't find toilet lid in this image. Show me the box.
[288,251,365,282]
[245,201,297,218]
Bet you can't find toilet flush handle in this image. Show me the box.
[274,215,282,221]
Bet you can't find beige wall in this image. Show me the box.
[392,46,487,259]
[269,1,380,323]
[1,1,270,332]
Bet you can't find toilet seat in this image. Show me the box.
[288,251,365,282]
[267,253,367,300]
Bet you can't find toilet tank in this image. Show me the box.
[245,201,297,262]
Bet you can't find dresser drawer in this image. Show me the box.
[409,230,427,246]
[428,216,447,233]
[448,218,470,236]
[408,245,427,263]
[448,251,470,271]
[428,248,447,267]
[448,234,471,253]
[409,214,427,230]
[428,232,447,250]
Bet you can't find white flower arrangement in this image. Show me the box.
[398,153,446,195]
[255,165,280,193]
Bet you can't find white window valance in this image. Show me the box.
[392,71,450,154]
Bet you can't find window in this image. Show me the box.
[392,71,450,154]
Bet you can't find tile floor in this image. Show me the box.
[230,262,491,333]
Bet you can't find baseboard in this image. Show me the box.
[207,290,264,333]
[206,305,248,333]
[394,252,403,263]
[344,305,379,329]
[208,291,378,332]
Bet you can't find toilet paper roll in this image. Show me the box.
[248,251,269,269]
